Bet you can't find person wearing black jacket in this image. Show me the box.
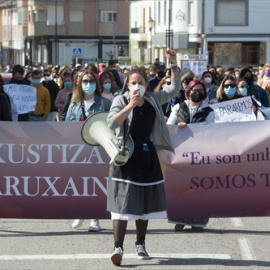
[42,69,60,121]
[8,65,31,121]
[0,93,12,121]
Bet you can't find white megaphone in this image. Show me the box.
[81,112,129,166]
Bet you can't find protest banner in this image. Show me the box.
[0,121,270,219]
[181,60,208,78]
[3,84,37,114]
[209,96,256,122]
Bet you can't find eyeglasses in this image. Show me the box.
[82,79,95,84]
[239,85,249,89]
[224,84,235,89]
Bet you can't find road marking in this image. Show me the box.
[0,253,231,261]
[238,238,255,260]
[231,218,243,227]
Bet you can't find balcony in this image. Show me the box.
[131,27,145,34]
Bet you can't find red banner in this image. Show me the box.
[1,121,270,219]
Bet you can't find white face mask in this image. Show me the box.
[129,83,146,96]
[44,76,52,81]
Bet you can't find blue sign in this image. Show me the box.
[72,47,82,57]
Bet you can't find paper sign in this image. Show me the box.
[4,84,37,114]
[209,96,256,122]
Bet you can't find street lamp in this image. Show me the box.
[148,17,155,64]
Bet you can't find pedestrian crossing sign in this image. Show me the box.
[72,47,82,57]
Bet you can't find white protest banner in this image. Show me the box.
[3,84,37,114]
[181,60,208,78]
[209,96,256,122]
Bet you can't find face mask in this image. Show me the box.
[244,76,253,85]
[190,91,204,103]
[253,81,257,85]
[82,83,96,95]
[204,77,211,84]
[103,83,111,90]
[224,87,236,96]
[129,83,146,96]
[265,70,270,77]
[239,87,247,96]
[44,76,52,81]
[64,82,72,88]
[259,70,264,76]
[32,79,41,85]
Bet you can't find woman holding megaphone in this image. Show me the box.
[107,48,181,266]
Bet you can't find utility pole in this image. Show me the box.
[55,0,58,65]
[201,0,205,55]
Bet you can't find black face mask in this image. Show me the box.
[190,92,204,103]
[244,76,253,85]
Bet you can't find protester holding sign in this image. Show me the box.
[238,79,266,121]
[209,75,242,104]
[8,64,31,121]
[167,79,214,127]
[29,70,51,121]
[106,48,180,266]
[167,80,214,231]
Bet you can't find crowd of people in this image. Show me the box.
[1,52,270,266]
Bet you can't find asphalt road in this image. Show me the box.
[0,217,270,270]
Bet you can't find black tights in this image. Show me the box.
[113,219,149,250]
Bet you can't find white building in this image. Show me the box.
[129,0,270,68]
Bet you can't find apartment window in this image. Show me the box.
[18,8,23,25]
[70,10,83,22]
[242,44,259,65]
[34,10,47,22]
[188,0,194,25]
[101,11,116,22]
[215,0,248,26]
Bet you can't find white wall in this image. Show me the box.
[205,0,270,35]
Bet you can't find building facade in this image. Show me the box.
[129,0,270,69]
[0,0,129,67]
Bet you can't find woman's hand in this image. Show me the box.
[129,89,144,108]
[165,48,176,64]
[177,122,187,128]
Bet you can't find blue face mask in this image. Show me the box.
[224,87,236,96]
[103,83,111,90]
[82,83,96,95]
[32,79,41,85]
[64,82,72,88]
[239,87,247,96]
